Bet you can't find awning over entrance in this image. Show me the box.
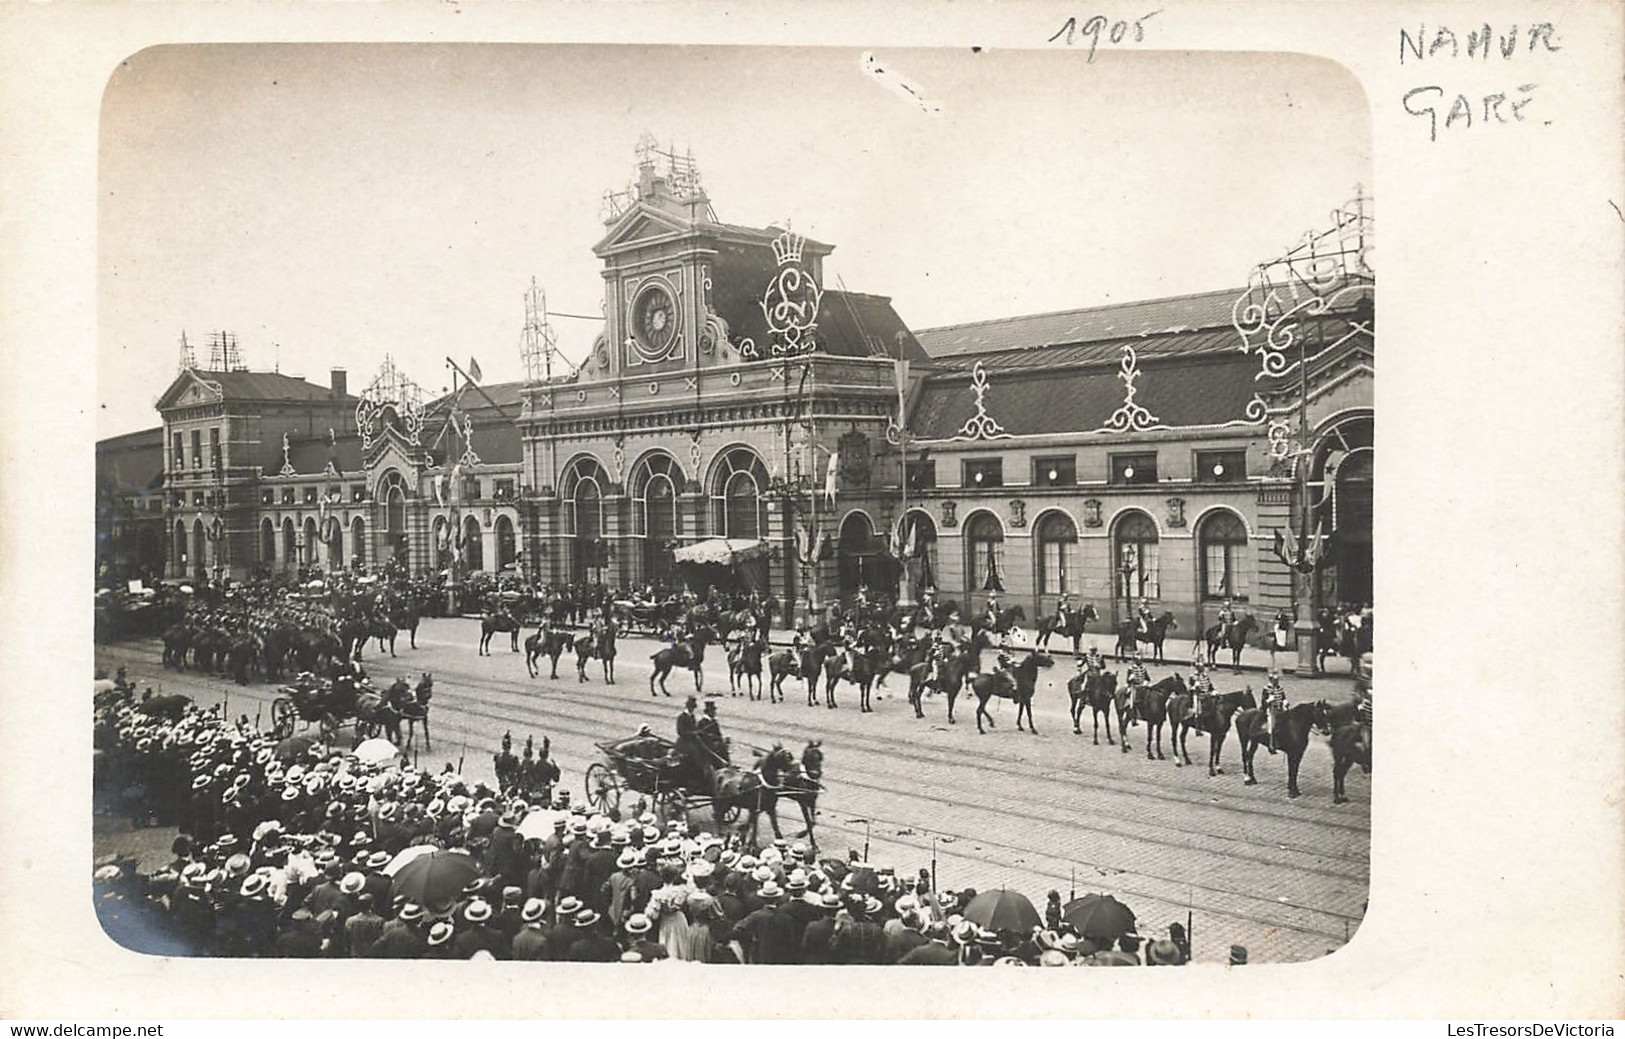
[672,538,769,566]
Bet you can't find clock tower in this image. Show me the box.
[586,138,831,380]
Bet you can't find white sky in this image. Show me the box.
[98,44,1369,438]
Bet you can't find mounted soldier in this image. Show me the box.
[930,608,968,687]
[981,593,1001,632]
[1126,651,1150,703]
[1262,667,1289,754]
[1216,598,1238,646]
[1136,601,1155,640]
[791,617,813,676]
[1353,680,1372,756]
[1082,643,1106,684]
[1186,658,1215,723]
[1055,593,1076,632]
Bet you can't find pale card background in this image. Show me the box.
[0,0,1621,1021]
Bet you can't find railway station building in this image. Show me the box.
[117,148,1373,642]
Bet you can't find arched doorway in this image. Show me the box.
[897,510,938,600]
[281,518,296,573]
[377,471,410,568]
[631,452,683,589]
[1308,415,1374,614]
[302,517,319,569]
[460,514,484,572]
[323,516,344,571]
[837,511,891,602]
[1198,509,1250,601]
[259,519,276,570]
[1111,510,1160,626]
[495,515,516,571]
[963,511,1005,605]
[350,517,366,571]
[431,517,451,574]
[1034,510,1078,616]
[562,456,608,584]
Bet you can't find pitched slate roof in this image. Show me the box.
[913,288,1247,361]
[279,435,365,477]
[423,381,525,466]
[910,352,1261,440]
[158,368,357,409]
[96,427,166,493]
[817,290,932,362]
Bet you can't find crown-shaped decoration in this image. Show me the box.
[771,229,806,267]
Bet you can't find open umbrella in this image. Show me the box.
[383,844,441,876]
[273,734,318,762]
[1061,894,1137,940]
[388,849,479,906]
[353,737,402,766]
[963,888,1042,933]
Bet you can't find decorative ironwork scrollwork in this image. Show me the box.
[952,362,1011,441]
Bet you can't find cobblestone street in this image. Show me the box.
[98,618,1369,964]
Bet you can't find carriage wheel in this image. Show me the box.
[585,763,620,814]
[270,698,294,739]
[657,787,689,827]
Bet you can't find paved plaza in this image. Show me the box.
[96,618,1369,964]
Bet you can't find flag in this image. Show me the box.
[902,517,917,560]
[449,462,463,503]
[433,471,446,508]
[824,451,839,507]
[893,358,910,426]
[468,356,483,383]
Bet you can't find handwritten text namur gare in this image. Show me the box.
[1400,22,1562,142]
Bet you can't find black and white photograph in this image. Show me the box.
[3,0,1621,1023]
[89,42,1373,967]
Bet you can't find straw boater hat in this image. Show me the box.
[400,903,425,922]
[340,872,366,895]
[573,908,600,928]
[427,921,454,947]
[367,851,391,870]
[521,898,547,924]
[464,899,493,924]
[624,913,653,936]
[556,896,583,917]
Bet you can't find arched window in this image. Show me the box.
[561,456,610,582]
[631,453,684,586]
[1198,510,1249,600]
[281,518,296,571]
[192,519,207,579]
[1113,510,1159,602]
[1035,511,1078,596]
[173,521,188,577]
[495,515,516,570]
[260,519,276,568]
[709,447,768,539]
[837,512,883,601]
[901,512,939,593]
[302,517,319,567]
[964,512,1005,593]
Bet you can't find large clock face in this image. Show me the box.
[631,283,680,360]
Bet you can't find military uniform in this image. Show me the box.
[1263,672,1288,753]
[1187,662,1214,722]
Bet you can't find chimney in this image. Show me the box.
[330,368,347,398]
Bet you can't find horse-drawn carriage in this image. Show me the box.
[268,674,428,746]
[585,732,823,841]
[611,597,683,638]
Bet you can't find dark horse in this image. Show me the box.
[1326,720,1370,804]
[479,612,522,655]
[1169,687,1256,776]
[574,622,617,684]
[909,630,991,724]
[973,605,1028,638]
[1235,700,1326,798]
[1036,603,1101,654]
[728,639,766,700]
[1115,611,1178,663]
[1132,674,1187,760]
[967,652,1055,735]
[823,644,883,713]
[525,627,573,680]
[707,744,798,845]
[1067,670,1119,741]
[768,642,835,708]
[1200,614,1260,669]
[650,629,711,697]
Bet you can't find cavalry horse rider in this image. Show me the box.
[1080,643,1106,688]
[1126,650,1151,706]
[1216,598,1237,646]
[1186,656,1215,724]
[1136,600,1155,640]
[929,608,968,688]
[1354,679,1373,756]
[1262,667,1288,753]
[791,616,813,676]
[1055,592,1076,632]
[982,593,1001,632]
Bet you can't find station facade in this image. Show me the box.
[121,149,1373,638]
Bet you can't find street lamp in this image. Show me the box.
[1118,542,1138,656]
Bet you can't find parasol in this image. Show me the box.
[353,737,403,766]
[1061,893,1137,940]
[273,734,319,762]
[672,538,769,566]
[962,889,1042,933]
[388,849,479,906]
[383,844,442,876]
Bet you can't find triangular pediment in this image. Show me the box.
[155,369,224,411]
[593,203,694,255]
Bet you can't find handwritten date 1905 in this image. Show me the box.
[1048,11,1161,62]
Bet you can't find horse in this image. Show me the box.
[398,673,434,751]
[1235,701,1324,798]
[1115,611,1178,663]
[906,630,991,723]
[823,644,882,713]
[972,605,1028,638]
[136,692,193,722]
[525,627,573,680]
[389,606,421,650]
[369,615,400,658]
[1327,721,1370,804]
[286,628,344,674]
[728,639,766,701]
[574,622,617,684]
[1200,614,1260,669]
[1036,603,1101,654]
[650,628,712,697]
[967,652,1055,734]
[779,740,823,841]
[479,613,522,655]
[1067,669,1112,737]
[767,642,833,707]
[1132,674,1187,760]
[338,617,372,660]
[1169,687,1257,776]
[160,625,192,670]
[709,744,798,845]
[1080,671,1122,745]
